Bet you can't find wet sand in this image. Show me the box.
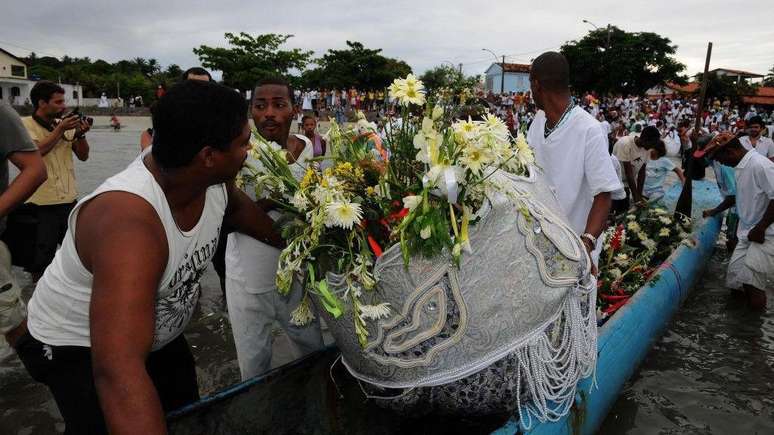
[0,118,331,434]
[2,119,773,434]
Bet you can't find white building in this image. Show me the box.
[0,47,82,107]
[708,68,763,85]
[484,63,531,94]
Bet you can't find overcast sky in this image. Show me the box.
[2,0,773,81]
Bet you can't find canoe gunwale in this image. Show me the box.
[496,212,723,435]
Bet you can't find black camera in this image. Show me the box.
[65,108,94,126]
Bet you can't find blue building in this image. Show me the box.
[484,63,531,94]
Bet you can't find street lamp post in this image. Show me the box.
[582,19,612,50]
[582,19,613,93]
[482,48,505,94]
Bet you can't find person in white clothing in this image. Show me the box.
[15,81,284,433]
[526,52,623,270]
[226,78,324,381]
[697,132,774,310]
[612,125,661,205]
[739,116,774,161]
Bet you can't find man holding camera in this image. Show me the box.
[21,81,90,281]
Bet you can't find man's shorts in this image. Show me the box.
[725,212,739,241]
[726,236,774,294]
[0,241,25,336]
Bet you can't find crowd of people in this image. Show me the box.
[0,50,771,434]
[294,87,389,124]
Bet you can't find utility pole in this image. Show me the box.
[675,42,712,219]
[501,55,506,95]
[458,63,463,74]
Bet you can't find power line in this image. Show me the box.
[0,39,61,58]
[455,45,563,68]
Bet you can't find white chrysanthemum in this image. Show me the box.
[658,216,672,225]
[627,221,641,232]
[325,201,363,230]
[655,208,668,215]
[482,113,509,138]
[420,225,432,239]
[388,75,426,107]
[615,253,629,265]
[402,195,422,211]
[402,84,426,106]
[359,303,392,322]
[513,133,535,167]
[642,238,657,250]
[452,118,478,139]
[659,227,671,237]
[460,146,493,174]
[610,268,623,280]
[404,73,420,87]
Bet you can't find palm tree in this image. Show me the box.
[765,65,774,86]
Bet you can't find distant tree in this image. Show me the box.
[420,65,479,94]
[193,33,313,91]
[695,72,756,105]
[164,64,183,79]
[302,41,411,90]
[23,53,183,102]
[764,65,774,86]
[560,27,686,95]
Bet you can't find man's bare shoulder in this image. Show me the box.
[75,191,168,271]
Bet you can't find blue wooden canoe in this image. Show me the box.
[167,181,723,435]
[494,180,723,435]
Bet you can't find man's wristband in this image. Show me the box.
[581,233,596,249]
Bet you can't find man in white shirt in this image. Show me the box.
[612,126,660,205]
[739,116,774,161]
[526,52,623,269]
[226,78,324,380]
[696,133,774,310]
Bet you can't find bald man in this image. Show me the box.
[526,52,622,270]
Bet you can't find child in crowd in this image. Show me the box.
[643,140,685,202]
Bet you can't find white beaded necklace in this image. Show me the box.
[543,101,576,139]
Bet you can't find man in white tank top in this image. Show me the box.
[226,78,325,380]
[15,81,284,434]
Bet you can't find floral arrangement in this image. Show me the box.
[243,74,535,347]
[596,206,693,322]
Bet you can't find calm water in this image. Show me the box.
[599,248,774,434]
[1,121,773,434]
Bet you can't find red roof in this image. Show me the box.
[742,96,774,105]
[666,81,699,94]
[755,86,774,97]
[741,87,774,105]
[502,63,531,73]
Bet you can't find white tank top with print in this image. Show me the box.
[28,153,227,351]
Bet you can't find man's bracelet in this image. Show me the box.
[581,233,597,248]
